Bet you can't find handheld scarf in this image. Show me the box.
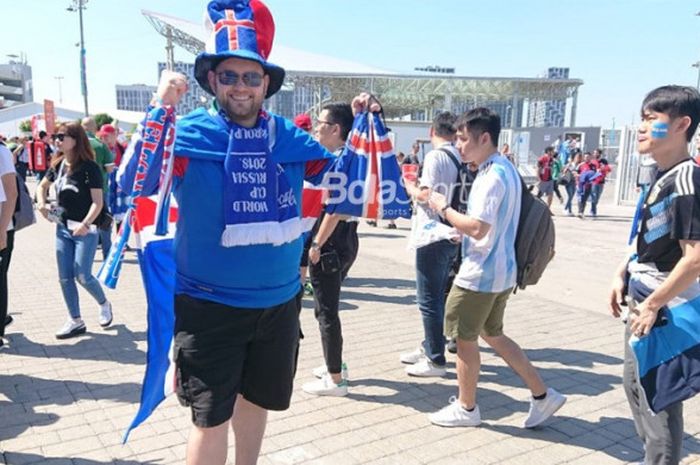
[325,112,411,220]
[97,105,176,289]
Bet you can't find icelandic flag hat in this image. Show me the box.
[194,0,285,98]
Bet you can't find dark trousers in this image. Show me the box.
[553,182,563,202]
[341,221,359,281]
[578,187,592,215]
[623,324,683,465]
[0,230,15,337]
[15,162,28,182]
[308,220,355,375]
[310,260,343,374]
[591,183,604,215]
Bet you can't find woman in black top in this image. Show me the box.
[36,122,113,339]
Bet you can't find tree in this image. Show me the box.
[94,113,114,129]
[18,120,32,133]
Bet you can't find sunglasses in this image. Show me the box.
[216,70,264,88]
[53,133,67,141]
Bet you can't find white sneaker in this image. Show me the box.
[302,374,348,397]
[56,318,86,340]
[429,397,481,427]
[523,387,567,428]
[399,346,424,364]
[312,362,349,380]
[405,357,446,377]
[98,301,113,328]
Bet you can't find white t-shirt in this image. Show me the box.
[0,144,16,231]
[412,143,459,240]
[455,153,521,293]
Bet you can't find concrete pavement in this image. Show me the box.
[1,184,699,465]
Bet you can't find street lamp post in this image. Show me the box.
[67,0,89,116]
[693,62,700,91]
[54,76,64,104]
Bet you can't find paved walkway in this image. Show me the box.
[1,185,699,465]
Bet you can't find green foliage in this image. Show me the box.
[18,119,32,133]
[94,113,114,129]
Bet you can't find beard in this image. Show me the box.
[215,90,263,127]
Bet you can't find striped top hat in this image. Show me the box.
[194,0,285,98]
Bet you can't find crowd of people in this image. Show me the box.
[536,145,612,217]
[0,118,128,339]
[0,1,698,464]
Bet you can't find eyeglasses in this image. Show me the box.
[216,70,264,87]
[53,133,66,141]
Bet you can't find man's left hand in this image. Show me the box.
[309,247,321,265]
[629,300,659,337]
[351,92,382,115]
[428,192,448,212]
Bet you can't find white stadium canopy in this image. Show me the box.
[142,9,583,124]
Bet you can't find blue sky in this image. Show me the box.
[2,0,700,127]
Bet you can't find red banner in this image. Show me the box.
[44,99,56,135]
[31,141,47,171]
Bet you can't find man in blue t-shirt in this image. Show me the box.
[119,1,378,464]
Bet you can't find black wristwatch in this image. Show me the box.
[441,204,451,214]
[311,241,321,251]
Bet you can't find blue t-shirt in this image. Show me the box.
[121,107,335,309]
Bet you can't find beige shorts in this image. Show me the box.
[445,285,513,341]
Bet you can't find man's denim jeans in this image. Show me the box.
[415,239,458,366]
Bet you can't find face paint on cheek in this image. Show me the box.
[651,121,669,139]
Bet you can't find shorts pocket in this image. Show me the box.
[174,347,191,407]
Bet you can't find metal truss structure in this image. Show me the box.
[142,9,583,125]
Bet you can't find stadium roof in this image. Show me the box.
[142,9,583,121]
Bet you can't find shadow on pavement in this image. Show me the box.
[481,346,623,369]
[339,290,416,306]
[0,373,142,441]
[299,298,360,312]
[357,232,405,239]
[489,416,700,463]
[343,277,415,289]
[346,378,517,417]
[1,452,161,465]
[480,363,621,397]
[5,324,146,365]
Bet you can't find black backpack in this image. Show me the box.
[514,176,555,292]
[438,148,476,219]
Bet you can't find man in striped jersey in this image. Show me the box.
[428,108,566,428]
[609,85,700,465]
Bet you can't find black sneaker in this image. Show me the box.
[4,315,12,327]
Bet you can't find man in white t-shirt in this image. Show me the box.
[0,141,18,347]
[400,111,461,377]
[427,108,566,428]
